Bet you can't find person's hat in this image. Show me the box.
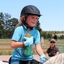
[50,39,56,43]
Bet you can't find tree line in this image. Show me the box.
[0,12,64,39]
[0,12,18,38]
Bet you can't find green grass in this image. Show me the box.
[0,50,13,55]
[0,39,11,44]
[56,39,64,53]
[0,39,64,55]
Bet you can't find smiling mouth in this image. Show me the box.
[31,22,36,24]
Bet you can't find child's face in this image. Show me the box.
[26,15,39,27]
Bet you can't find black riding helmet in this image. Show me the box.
[20,5,41,17]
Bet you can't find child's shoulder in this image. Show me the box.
[15,26,24,31]
[16,26,23,29]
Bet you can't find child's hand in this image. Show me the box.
[40,54,47,63]
[24,36,33,46]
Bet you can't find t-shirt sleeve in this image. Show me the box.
[46,48,49,53]
[56,47,59,52]
[34,31,40,44]
[11,27,22,41]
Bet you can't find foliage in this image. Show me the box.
[0,12,64,39]
[0,12,18,38]
[59,35,64,39]
[35,21,42,36]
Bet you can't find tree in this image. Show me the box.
[5,18,18,31]
[5,18,18,38]
[0,12,19,38]
[0,12,4,38]
[0,12,4,20]
[35,21,42,37]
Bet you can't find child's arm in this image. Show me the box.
[11,40,24,48]
[35,44,46,63]
[35,44,44,56]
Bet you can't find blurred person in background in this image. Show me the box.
[53,34,57,41]
[46,39,59,59]
[41,37,44,44]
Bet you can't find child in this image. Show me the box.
[10,5,46,64]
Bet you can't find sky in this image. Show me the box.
[0,0,64,31]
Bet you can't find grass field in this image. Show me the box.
[0,39,64,55]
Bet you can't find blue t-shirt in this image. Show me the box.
[11,25,40,61]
